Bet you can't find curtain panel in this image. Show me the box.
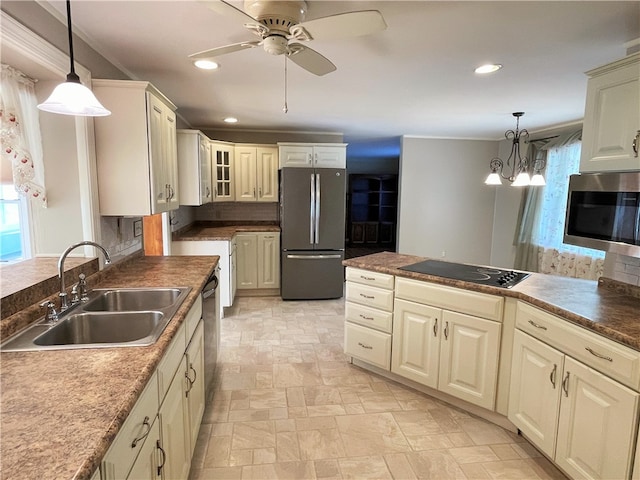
[1,64,47,206]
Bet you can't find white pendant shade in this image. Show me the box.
[511,172,531,186]
[484,172,502,185]
[37,80,110,117]
[530,173,546,186]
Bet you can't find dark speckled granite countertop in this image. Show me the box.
[0,255,218,480]
[344,252,640,352]
[173,221,280,241]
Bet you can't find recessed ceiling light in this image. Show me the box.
[223,117,238,124]
[194,59,219,70]
[475,64,503,74]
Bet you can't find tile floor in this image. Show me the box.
[188,296,567,480]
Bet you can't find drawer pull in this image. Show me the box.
[585,347,613,362]
[549,364,557,389]
[359,314,374,321]
[528,319,547,330]
[433,318,438,337]
[157,440,166,476]
[633,130,640,158]
[359,293,374,299]
[358,342,373,350]
[360,275,375,281]
[444,321,449,340]
[562,371,570,397]
[131,416,151,448]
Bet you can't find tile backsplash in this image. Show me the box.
[100,216,142,263]
[195,202,279,223]
[603,252,640,286]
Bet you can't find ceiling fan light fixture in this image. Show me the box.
[263,35,288,55]
[475,63,503,74]
[37,0,110,117]
[194,59,220,70]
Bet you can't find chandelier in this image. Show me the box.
[484,112,545,186]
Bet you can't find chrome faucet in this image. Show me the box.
[58,241,112,311]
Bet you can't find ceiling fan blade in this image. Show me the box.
[200,0,267,35]
[287,44,336,76]
[189,41,261,60]
[294,10,387,41]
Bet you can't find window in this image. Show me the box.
[532,141,604,259]
[0,183,30,262]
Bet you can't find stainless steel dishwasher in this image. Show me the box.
[202,266,220,400]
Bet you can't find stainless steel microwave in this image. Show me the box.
[564,172,640,257]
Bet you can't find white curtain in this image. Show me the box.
[1,64,47,206]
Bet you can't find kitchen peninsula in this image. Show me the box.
[0,254,218,480]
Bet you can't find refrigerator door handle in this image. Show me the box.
[286,254,343,260]
[309,173,315,245]
[315,173,321,244]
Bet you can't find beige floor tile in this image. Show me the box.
[241,461,317,479]
[406,450,467,480]
[190,296,568,480]
[384,453,418,479]
[337,455,392,479]
[297,428,347,460]
[335,412,411,456]
[231,421,276,450]
[480,459,544,479]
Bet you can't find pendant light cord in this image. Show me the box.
[282,55,288,113]
[65,0,81,83]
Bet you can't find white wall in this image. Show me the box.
[398,136,500,265]
[30,79,84,255]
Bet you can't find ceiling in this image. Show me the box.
[32,1,640,144]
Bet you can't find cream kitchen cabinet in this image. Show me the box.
[633,433,640,480]
[234,145,278,202]
[211,141,235,202]
[101,298,204,480]
[278,143,347,168]
[580,53,640,173]
[172,238,236,318]
[344,267,394,370]
[236,232,280,291]
[177,130,212,206]
[509,302,640,480]
[92,80,179,215]
[392,277,503,411]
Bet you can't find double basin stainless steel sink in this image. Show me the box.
[1,287,191,352]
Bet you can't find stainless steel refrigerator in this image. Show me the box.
[280,167,346,300]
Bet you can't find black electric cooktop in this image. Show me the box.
[399,259,530,289]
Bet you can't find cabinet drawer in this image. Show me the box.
[346,282,394,312]
[346,301,393,333]
[346,267,394,290]
[156,321,186,404]
[101,372,159,479]
[516,301,640,391]
[395,277,503,321]
[344,322,391,370]
[184,297,203,348]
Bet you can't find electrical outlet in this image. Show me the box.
[133,220,142,237]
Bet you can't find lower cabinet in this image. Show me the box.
[633,434,640,480]
[100,299,204,480]
[236,232,280,291]
[509,321,640,480]
[392,298,501,410]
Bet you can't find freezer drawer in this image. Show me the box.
[281,250,344,300]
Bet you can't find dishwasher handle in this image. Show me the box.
[202,275,218,299]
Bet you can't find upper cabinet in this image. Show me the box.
[177,130,212,206]
[211,141,235,202]
[580,53,640,173]
[278,143,347,168]
[234,145,278,202]
[93,80,179,215]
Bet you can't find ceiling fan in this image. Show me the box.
[190,0,387,76]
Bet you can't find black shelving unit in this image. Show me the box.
[346,174,398,248]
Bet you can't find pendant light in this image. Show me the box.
[484,112,545,187]
[37,0,110,117]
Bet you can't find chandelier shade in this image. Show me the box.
[37,0,110,117]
